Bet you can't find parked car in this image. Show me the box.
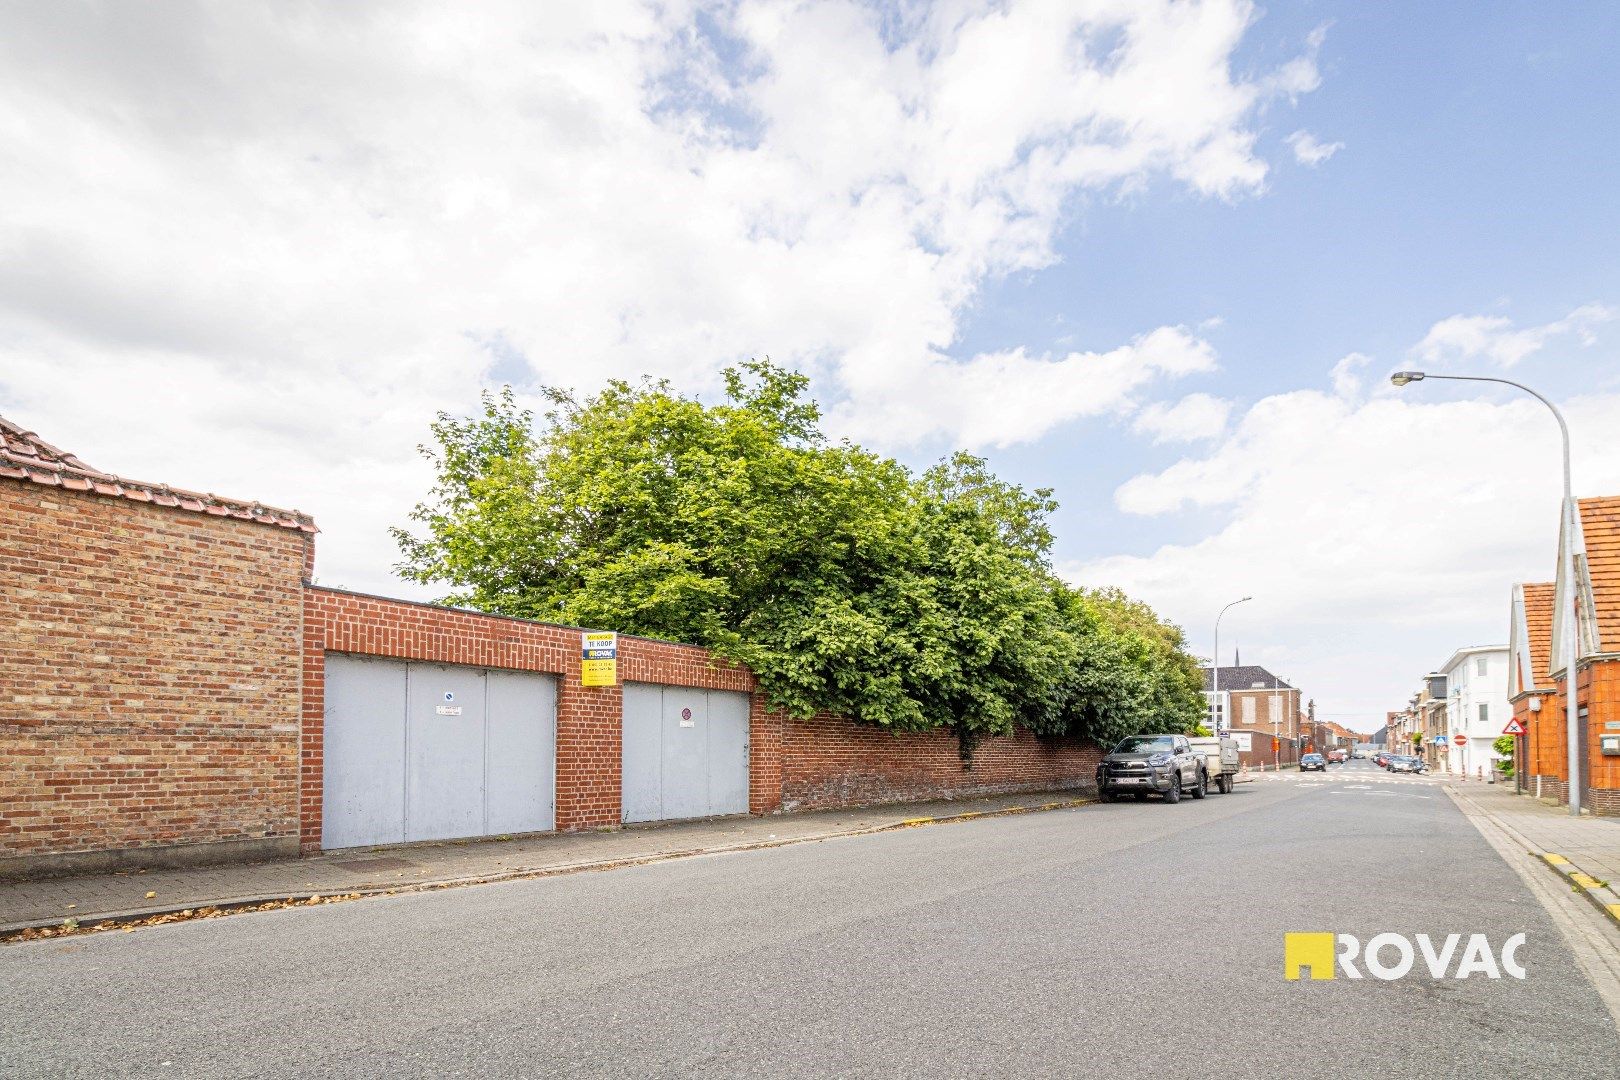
[1300,753,1327,772]
[1389,756,1422,773]
[1374,752,1391,767]
[1097,734,1207,803]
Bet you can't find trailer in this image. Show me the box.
[1187,736,1241,794]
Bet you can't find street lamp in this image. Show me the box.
[1211,596,1253,735]
[1390,370,1582,816]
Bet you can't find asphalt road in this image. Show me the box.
[4,760,1619,1078]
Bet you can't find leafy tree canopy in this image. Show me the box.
[394,360,1205,748]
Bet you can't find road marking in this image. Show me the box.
[1571,873,1606,892]
[1546,854,1571,866]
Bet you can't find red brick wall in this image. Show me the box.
[0,483,309,864]
[779,713,1098,811]
[1527,677,1568,783]
[1227,688,1299,741]
[1225,729,1297,769]
[301,587,759,849]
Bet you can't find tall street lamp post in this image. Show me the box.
[1211,596,1253,735]
[1390,371,1582,816]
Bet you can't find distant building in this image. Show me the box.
[1201,664,1302,767]
[1435,645,1510,777]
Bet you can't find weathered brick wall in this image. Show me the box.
[301,587,759,848]
[0,483,308,868]
[778,713,1099,811]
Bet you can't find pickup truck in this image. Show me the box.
[1096,734,1207,803]
[1187,736,1240,794]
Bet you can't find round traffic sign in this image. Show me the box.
[1453,734,1467,746]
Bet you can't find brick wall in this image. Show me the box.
[1581,661,1620,793]
[1226,730,1297,769]
[1526,775,1569,806]
[778,713,1098,811]
[1526,680,1568,783]
[1227,688,1300,740]
[302,587,760,848]
[0,483,309,872]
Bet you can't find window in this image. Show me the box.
[1476,656,1489,676]
[1243,697,1256,724]
[1268,695,1280,722]
[1478,703,1489,725]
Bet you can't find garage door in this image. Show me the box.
[322,655,556,849]
[621,683,749,823]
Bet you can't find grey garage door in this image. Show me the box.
[622,683,750,823]
[322,655,556,849]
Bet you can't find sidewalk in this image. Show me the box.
[1445,778,1620,928]
[0,787,1091,938]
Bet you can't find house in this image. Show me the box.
[1201,663,1302,767]
[1433,645,1510,777]
[1537,497,1620,814]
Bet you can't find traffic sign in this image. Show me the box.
[1502,718,1526,736]
[1452,734,1467,747]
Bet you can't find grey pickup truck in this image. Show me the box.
[1096,733,1207,803]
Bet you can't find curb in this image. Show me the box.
[1,794,1095,943]
[1443,785,1620,931]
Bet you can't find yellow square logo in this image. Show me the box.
[1284,933,1336,980]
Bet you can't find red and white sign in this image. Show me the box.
[1502,718,1527,736]
[1453,734,1467,747]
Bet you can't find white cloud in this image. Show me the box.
[1132,392,1232,444]
[1412,303,1614,369]
[0,1,1321,594]
[1329,352,1372,397]
[1069,326,1620,728]
[1285,129,1343,166]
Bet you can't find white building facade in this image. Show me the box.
[1436,645,1511,777]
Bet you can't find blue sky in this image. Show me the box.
[956,1,1620,574]
[2,1,1617,726]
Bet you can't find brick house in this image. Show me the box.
[1201,664,1302,767]
[1,417,1102,877]
[1512,497,1620,815]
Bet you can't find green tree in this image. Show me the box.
[395,360,1204,750]
[1492,734,1517,777]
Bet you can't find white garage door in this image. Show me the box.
[621,683,750,823]
[322,655,556,849]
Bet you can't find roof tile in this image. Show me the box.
[0,415,315,533]
[1579,497,1620,654]
[1521,581,1555,685]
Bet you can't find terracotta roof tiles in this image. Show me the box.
[1579,497,1620,654]
[0,415,315,533]
[1521,581,1555,686]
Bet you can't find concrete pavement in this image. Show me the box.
[0,788,1091,935]
[3,758,1618,1077]
[1443,777,1620,927]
